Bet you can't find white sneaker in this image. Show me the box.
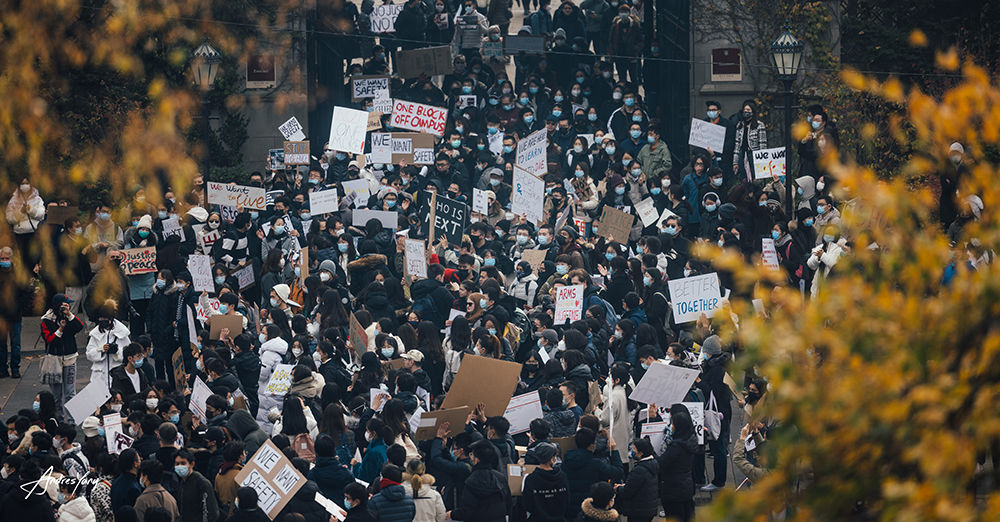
[701,484,722,492]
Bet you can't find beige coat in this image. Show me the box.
[594,383,632,463]
[134,483,181,522]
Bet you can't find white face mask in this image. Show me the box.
[146,398,159,410]
[292,347,303,357]
[20,184,30,192]
[365,431,373,442]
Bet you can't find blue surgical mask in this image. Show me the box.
[386,200,397,208]
[338,243,348,253]
[294,267,301,277]
[158,211,168,219]
[477,143,486,150]
[57,493,67,504]
[344,498,353,510]
[631,168,642,178]
[824,234,835,243]
[771,230,781,240]
[273,225,285,235]
[462,86,472,94]
[249,211,259,219]
[643,276,652,287]
[196,359,204,371]
[156,279,166,289]
[335,152,347,161]
[605,252,615,261]
[520,97,530,104]
[503,145,513,154]
[490,178,501,187]
[650,187,661,195]
[811,120,822,130]
[480,298,488,308]
[270,297,279,307]
[523,115,534,124]
[629,129,641,139]
[622,159,631,167]
[575,170,585,178]
[215,276,226,285]
[538,236,550,246]
[381,348,394,358]
[705,204,717,212]
[632,115,642,123]
[588,113,598,122]
[664,226,677,236]
[804,218,814,227]
[605,146,616,155]
[259,333,268,343]
[528,87,539,94]
[218,304,229,315]
[301,212,311,221]
[488,126,499,135]
[484,258,496,266]
[98,426,106,437]
[174,465,190,478]
[487,328,497,336]
[641,362,650,370]
[516,236,528,245]
[170,413,180,424]
[138,229,150,239]
[624,98,635,107]
[707,110,719,120]
[555,265,567,277]
[309,178,319,185]
[615,186,626,195]
[32,401,40,412]
[489,98,500,106]
[816,205,827,215]
[759,200,767,207]
[553,96,564,103]
[134,357,144,368]
[503,104,514,111]
[552,109,562,118]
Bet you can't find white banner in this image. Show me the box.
[667,272,722,324]
[516,128,547,177]
[688,118,726,152]
[207,182,267,210]
[328,106,368,155]
[511,167,545,224]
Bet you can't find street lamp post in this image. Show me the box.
[771,26,804,218]
[192,42,222,178]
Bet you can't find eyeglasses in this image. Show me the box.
[466,302,474,307]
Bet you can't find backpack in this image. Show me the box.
[292,433,316,463]
[586,293,620,329]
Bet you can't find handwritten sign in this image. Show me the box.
[118,247,157,275]
[482,40,504,58]
[404,238,427,278]
[199,229,221,250]
[283,141,310,165]
[761,238,779,270]
[419,192,468,244]
[630,362,701,407]
[681,402,706,444]
[264,364,295,396]
[472,188,489,215]
[351,76,390,101]
[234,265,255,290]
[370,4,404,32]
[352,209,398,230]
[516,128,547,178]
[390,99,448,137]
[596,205,634,242]
[208,182,267,210]
[349,312,367,355]
[389,133,436,164]
[309,189,340,216]
[278,116,306,141]
[371,132,392,164]
[752,147,786,180]
[329,106,368,155]
[635,198,659,227]
[554,284,584,324]
[512,167,545,224]
[188,255,214,292]
[172,348,187,390]
[667,272,722,324]
[396,45,454,78]
[503,391,544,435]
[341,179,371,207]
[234,439,307,519]
[520,249,546,272]
[190,376,212,422]
[688,118,727,152]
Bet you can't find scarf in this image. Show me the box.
[379,477,401,489]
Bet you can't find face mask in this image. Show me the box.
[650,187,661,195]
[629,129,641,139]
[299,211,311,221]
[816,181,826,191]
[380,347,395,358]
[98,426,106,437]
[624,98,635,107]
[743,111,753,120]
[175,465,190,478]
[249,211,259,219]
[513,235,528,246]
[572,144,584,153]
[613,330,623,340]
[665,225,677,236]
[632,114,643,123]
[712,177,723,187]
[147,398,159,410]
[196,359,204,371]
[771,230,781,240]
[585,113,597,122]
[98,212,111,221]
[259,333,268,344]
[556,264,568,275]
[631,168,642,178]
[155,279,166,290]
[575,170,585,178]
[487,328,497,336]
[612,91,623,101]
[503,145,514,154]
[218,304,230,315]
[134,357,144,368]
[32,401,40,412]
[461,85,473,94]
[335,152,347,161]
[553,95,564,104]
[605,146,616,155]
[811,120,822,130]
[157,211,168,219]
[804,218,814,227]
[273,225,285,236]
[73,227,83,235]
[824,234,835,243]
[615,186,626,195]
[292,346,303,358]
[538,235,550,246]
[478,297,488,309]
[707,110,719,120]
[705,204,717,212]
[386,199,397,209]
[137,229,151,239]
[817,205,827,214]
[604,252,616,262]
[489,178,501,187]
[622,159,631,167]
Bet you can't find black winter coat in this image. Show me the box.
[657,431,700,503]
[147,285,179,359]
[450,464,510,522]
[275,481,329,522]
[616,457,659,518]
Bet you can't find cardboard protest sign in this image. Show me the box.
[688,118,727,152]
[681,402,706,444]
[341,179,371,206]
[404,238,427,278]
[309,189,340,216]
[350,76,390,101]
[370,4,404,32]
[629,362,701,406]
[419,192,468,244]
[283,141,310,165]
[761,238,780,270]
[472,188,489,215]
[481,40,504,58]
[329,106,368,155]
[554,284,585,324]
[441,355,522,416]
[596,205,634,242]
[641,421,671,454]
[413,406,470,441]
[507,464,539,496]
[367,111,384,132]
[208,182,267,210]
[209,313,244,340]
[635,198,660,227]
[504,391,544,435]
[46,205,79,225]
[667,272,722,324]
[349,313,368,355]
[65,379,111,425]
[390,99,448,137]
[516,128,547,178]
[505,34,545,54]
[299,247,309,284]
[520,249,547,271]
[234,439,307,519]
[189,376,212,422]
[233,264,255,290]
[264,364,295,396]
[278,116,306,141]
[752,147,786,180]
[352,209,398,230]
[371,132,392,164]
[396,45,454,77]
[552,436,577,455]
[172,348,187,388]
[117,247,157,275]
[187,255,214,292]
[390,132,436,164]
[512,167,545,224]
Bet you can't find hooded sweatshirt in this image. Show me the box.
[450,463,510,522]
[521,467,570,521]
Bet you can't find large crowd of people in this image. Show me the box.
[0,1,982,521]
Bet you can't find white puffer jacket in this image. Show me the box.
[6,187,45,234]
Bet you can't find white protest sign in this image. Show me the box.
[353,209,398,230]
[190,376,212,423]
[408,405,425,434]
[236,439,307,519]
[472,188,489,215]
[681,402,706,444]
[667,272,722,324]
[351,76,390,101]
[554,284,584,325]
[503,391,544,435]
[279,117,306,141]
[370,4,404,32]
[309,189,340,216]
[404,238,427,278]
[188,255,214,292]
[195,297,220,323]
[370,388,391,413]
[488,130,504,154]
[688,118,727,152]
[161,217,183,240]
[315,493,348,522]
[207,182,267,210]
[371,132,392,164]
[328,106,368,155]
[641,421,670,454]
[103,413,126,454]
[65,379,111,425]
[234,265,255,290]
[752,147,786,180]
[511,167,545,224]
[342,179,370,207]
[516,128,547,178]
[458,95,477,108]
[264,364,295,396]
[635,198,660,227]
[656,207,679,228]
[372,95,393,115]
[199,229,221,250]
[413,148,434,164]
[629,362,701,407]
[390,99,448,137]
[761,238,780,270]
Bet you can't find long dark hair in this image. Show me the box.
[319,403,347,441]
[448,315,472,351]
[416,321,444,362]
[741,99,760,129]
[380,398,410,440]
[318,289,349,329]
[280,395,308,436]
